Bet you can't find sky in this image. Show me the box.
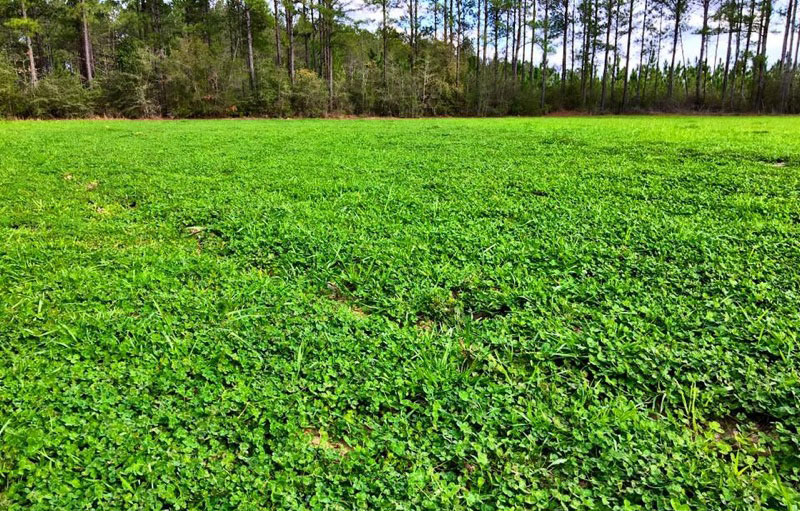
[345,0,796,71]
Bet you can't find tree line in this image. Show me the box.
[1,0,799,117]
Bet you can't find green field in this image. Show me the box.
[1,118,799,510]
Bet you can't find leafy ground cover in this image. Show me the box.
[1,117,799,510]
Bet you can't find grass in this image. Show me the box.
[1,117,799,510]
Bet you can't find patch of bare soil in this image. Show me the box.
[304,428,352,456]
[707,413,776,456]
[326,281,369,319]
[415,317,434,331]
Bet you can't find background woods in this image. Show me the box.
[1,0,799,117]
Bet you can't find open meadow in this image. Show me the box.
[1,117,799,510]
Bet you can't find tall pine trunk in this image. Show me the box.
[561,0,569,91]
[666,0,683,99]
[634,0,649,105]
[245,3,257,92]
[274,0,282,65]
[754,0,771,110]
[695,0,710,105]
[739,0,756,99]
[600,0,612,109]
[21,0,38,87]
[589,0,599,98]
[80,0,93,84]
[610,6,620,105]
[514,0,524,79]
[580,0,590,104]
[721,5,734,100]
[286,2,295,83]
[541,0,550,109]
[621,0,634,109]
[382,0,387,86]
[529,0,536,81]
[483,0,489,67]
[780,0,796,110]
[728,0,744,107]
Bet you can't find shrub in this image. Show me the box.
[98,70,159,118]
[26,72,95,118]
[0,54,21,117]
[291,69,328,117]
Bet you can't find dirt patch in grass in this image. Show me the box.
[416,317,435,330]
[471,304,512,321]
[326,281,369,318]
[705,412,777,456]
[304,428,353,456]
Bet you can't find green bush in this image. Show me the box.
[26,72,95,118]
[98,70,159,118]
[291,68,328,117]
[0,55,21,117]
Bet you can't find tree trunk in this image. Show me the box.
[483,0,489,67]
[589,0,599,98]
[325,0,333,109]
[413,0,419,67]
[729,0,744,107]
[274,0,282,65]
[754,0,771,110]
[780,0,796,110]
[409,0,415,69]
[600,0,612,109]
[529,0,536,81]
[695,0,710,105]
[382,0,387,86]
[449,0,454,45]
[610,5,620,105]
[794,2,800,71]
[303,0,309,68]
[442,0,447,43]
[503,8,510,80]
[522,0,528,79]
[561,0,569,91]
[477,0,482,67]
[622,0,634,109]
[740,0,756,99]
[666,0,682,99]
[80,0,93,84]
[476,0,482,111]
[635,0,649,105]
[21,0,38,87]
[286,2,295,83]
[570,2,576,83]
[651,5,663,100]
[541,0,549,109]
[415,0,419,54]
[434,0,439,39]
[494,6,499,82]
[721,6,734,100]
[456,0,462,84]
[780,0,795,71]
[245,3,257,91]
[580,0,590,104]
[514,0,523,79]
